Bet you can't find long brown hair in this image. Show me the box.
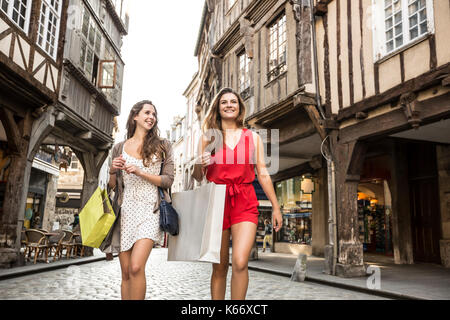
[202,87,247,153]
[125,100,165,166]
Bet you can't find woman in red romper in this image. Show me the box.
[193,87,283,300]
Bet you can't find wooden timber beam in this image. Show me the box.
[339,91,450,144]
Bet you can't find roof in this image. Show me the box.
[194,1,208,57]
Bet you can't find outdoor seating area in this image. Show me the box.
[20,229,87,264]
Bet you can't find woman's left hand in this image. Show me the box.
[124,164,141,176]
[272,207,283,232]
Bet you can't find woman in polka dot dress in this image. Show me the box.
[108,100,174,300]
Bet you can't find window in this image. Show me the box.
[98,60,117,88]
[0,0,32,33]
[268,14,287,82]
[238,51,251,98]
[37,0,62,59]
[68,155,79,171]
[373,0,434,60]
[275,177,313,245]
[80,5,104,85]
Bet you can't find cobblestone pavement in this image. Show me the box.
[0,249,387,300]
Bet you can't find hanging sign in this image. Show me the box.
[300,177,315,194]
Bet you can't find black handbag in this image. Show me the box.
[158,163,179,236]
[158,188,179,236]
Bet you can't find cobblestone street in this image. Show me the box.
[0,249,387,300]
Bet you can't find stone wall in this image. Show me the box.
[51,207,78,231]
[42,174,58,231]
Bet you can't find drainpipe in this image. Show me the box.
[309,0,338,275]
[323,144,338,276]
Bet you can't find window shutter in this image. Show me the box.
[98,60,117,89]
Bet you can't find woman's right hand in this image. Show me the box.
[111,154,126,173]
[199,152,212,168]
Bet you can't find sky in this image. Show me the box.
[117,0,205,141]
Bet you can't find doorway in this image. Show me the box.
[407,142,441,264]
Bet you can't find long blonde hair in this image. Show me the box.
[202,87,247,154]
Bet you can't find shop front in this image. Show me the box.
[274,176,313,255]
[357,180,394,258]
[253,180,273,249]
[355,139,447,266]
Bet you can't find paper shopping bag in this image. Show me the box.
[79,187,116,248]
[168,183,226,264]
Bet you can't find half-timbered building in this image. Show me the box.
[191,0,330,257]
[0,0,69,266]
[313,0,450,275]
[189,0,450,276]
[0,0,128,267]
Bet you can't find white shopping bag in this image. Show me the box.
[168,183,226,264]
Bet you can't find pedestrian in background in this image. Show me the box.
[263,219,273,253]
[71,213,79,229]
[193,87,282,300]
[108,100,174,300]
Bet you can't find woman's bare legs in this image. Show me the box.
[119,250,132,300]
[211,228,231,300]
[119,238,154,300]
[230,221,257,300]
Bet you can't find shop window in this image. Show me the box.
[358,181,393,255]
[275,176,312,245]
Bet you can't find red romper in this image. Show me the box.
[206,128,260,230]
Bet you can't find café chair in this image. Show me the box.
[48,231,66,260]
[24,229,50,264]
[56,230,75,259]
[72,234,85,258]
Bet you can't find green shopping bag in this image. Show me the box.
[79,187,116,248]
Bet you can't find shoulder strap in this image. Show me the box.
[158,149,165,200]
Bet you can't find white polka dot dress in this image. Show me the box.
[120,150,163,252]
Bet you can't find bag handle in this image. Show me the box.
[158,151,166,201]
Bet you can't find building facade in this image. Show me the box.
[0,0,70,267]
[182,72,202,191]
[169,115,186,193]
[49,0,127,235]
[187,0,450,276]
[0,0,128,267]
[312,0,450,275]
[190,0,329,257]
